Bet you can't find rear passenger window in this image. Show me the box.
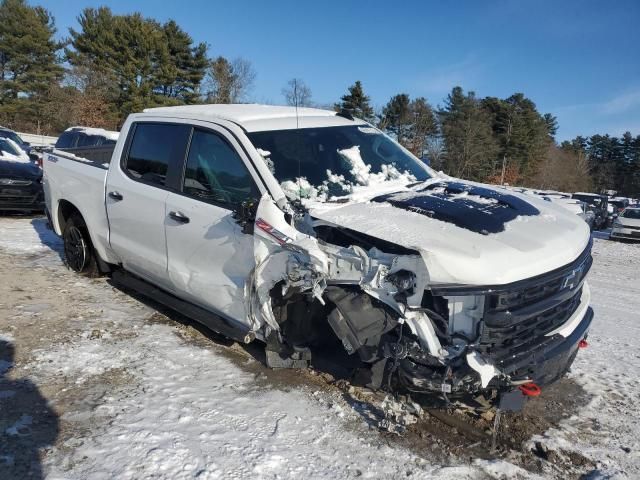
[125,123,191,187]
[77,134,100,147]
[182,129,256,206]
[55,132,76,149]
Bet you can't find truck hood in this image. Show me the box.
[309,180,591,286]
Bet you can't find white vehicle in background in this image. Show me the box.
[610,207,640,241]
[548,197,595,230]
[43,104,593,411]
[0,137,30,163]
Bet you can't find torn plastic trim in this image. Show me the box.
[403,310,445,361]
[466,351,501,388]
[249,194,437,349]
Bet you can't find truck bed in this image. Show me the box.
[43,149,113,263]
[54,145,115,165]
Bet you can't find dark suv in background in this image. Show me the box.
[0,138,44,213]
[54,127,119,165]
[0,126,40,163]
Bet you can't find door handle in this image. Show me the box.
[169,211,190,224]
[108,191,123,201]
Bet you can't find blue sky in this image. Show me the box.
[38,0,640,141]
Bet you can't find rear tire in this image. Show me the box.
[63,214,99,276]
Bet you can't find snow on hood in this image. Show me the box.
[309,179,591,286]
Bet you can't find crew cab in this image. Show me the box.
[43,105,593,409]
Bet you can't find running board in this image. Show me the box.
[111,270,255,344]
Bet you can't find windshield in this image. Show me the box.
[247,125,431,201]
[621,209,640,219]
[0,130,25,146]
[0,138,20,156]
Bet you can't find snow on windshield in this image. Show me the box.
[247,125,431,203]
[279,146,418,202]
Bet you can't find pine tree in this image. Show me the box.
[438,87,499,181]
[0,0,63,128]
[381,93,411,145]
[543,113,558,139]
[68,8,208,120]
[407,97,437,158]
[481,93,550,182]
[335,81,374,122]
[158,20,207,103]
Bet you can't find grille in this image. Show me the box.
[476,242,592,370]
[0,179,32,186]
[0,196,34,204]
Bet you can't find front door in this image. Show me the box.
[165,127,259,325]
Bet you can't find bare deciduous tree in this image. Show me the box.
[424,136,445,170]
[282,78,312,107]
[204,57,256,104]
[530,144,592,192]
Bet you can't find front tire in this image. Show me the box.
[63,214,98,276]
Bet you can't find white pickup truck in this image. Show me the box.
[44,104,593,409]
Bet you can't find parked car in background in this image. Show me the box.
[548,197,595,230]
[571,192,609,230]
[0,138,44,212]
[54,127,119,164]
[0,126,41,163]
[608,197,629,214]
[610,207,640,241]
[43,104,593,411]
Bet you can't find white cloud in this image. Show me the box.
[601,90,640,115]
[414,57,483,96]
[550,88,640,140]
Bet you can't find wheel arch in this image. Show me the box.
[56,199,113,274]
[56,199,82,235]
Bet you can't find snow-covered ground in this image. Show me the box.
[0,216,639,479]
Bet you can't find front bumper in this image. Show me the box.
[508,306,592,386]
[611,227,640,240]
[0,183,44,212]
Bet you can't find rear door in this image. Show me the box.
[165,125,260,324]
[106,122,191,289]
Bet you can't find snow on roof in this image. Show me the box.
[572,192,604,197]
[142,104,367,132]
[65,126,119,141]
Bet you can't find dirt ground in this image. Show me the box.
[0,216,610,479]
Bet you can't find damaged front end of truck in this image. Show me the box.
[244,193,594,410]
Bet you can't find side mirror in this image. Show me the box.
[233,198,258,234]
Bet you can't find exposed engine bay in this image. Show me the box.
[246,194,594,410]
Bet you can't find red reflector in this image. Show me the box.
[518,382,542,397]
[578,339,588,349]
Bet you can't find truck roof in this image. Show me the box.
[142,104,367,132]
[64,126,120,141]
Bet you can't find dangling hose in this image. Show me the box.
[387,322,405,392]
